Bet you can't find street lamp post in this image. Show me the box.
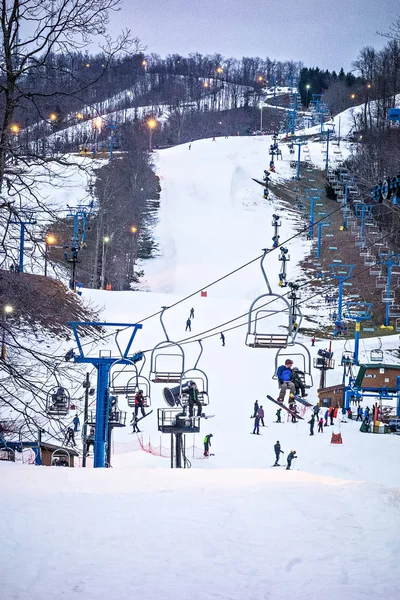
[44,234,56,277]
[147,119,157,151]
[1,305,13,360]
[130,226,138,280]
[100,236,110,289]
[305,84,311,106]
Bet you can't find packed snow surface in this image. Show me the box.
[3,127,400,600]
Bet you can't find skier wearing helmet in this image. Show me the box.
[134,389,146,417]
[290,367,308,398]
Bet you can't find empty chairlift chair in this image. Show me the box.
[150,307,185,383]
[370,338,383,363]
[245,249,297,349]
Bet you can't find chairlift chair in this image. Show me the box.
[245,250,296,349]
[273,343,313,388]
[46,386,71,416]
[370,338,383,363]
[178,341,209,408]
[51,448,71,467]
[150,307,185,383]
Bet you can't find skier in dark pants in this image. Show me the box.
[190,307,195,319]
[258,405,265,426]
[185,318,191,332]
[286,450,297,470]
[252,415,260,435]
[308,414,315,435]
[356,406,363,421]
[329,406,335,425]
[253,400,259,418]
[291,368,308,398]
[188,381,202,417]
[318,418,324,433]
[313,405,320,420]
[204,433,213,456]
[274,441,284,465]
[275,407,282,423]
[65,427,76,447]
[130,413,141,433]
[220,332,225,346]
[134,390,146,418]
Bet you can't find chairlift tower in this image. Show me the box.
[293,140,307,180]
[271,214,281,248]
[316,222,330,258]
[343,302,373,367]
[379,252,400,326]
[354,203,373,248]
[69,321,143,468]
[330,264,355,335]
[305,188,322,239]
[278,247,290,287]
[11,212,37,273]
[321,124,335,172]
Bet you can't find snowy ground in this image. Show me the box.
[3,115,400,600]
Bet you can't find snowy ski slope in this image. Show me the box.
[3,109,400,600]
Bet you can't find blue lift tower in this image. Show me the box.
[69,322,143,468]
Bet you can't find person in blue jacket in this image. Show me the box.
[276,359,296,401]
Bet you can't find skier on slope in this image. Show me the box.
[253,400,259,418]
[276,359,296,402]
[252,414,261,435]
[318,418,324,433]
[220,332,225,346]
[308,414,315,436]
[273,441,284,466]
[313,404,320,420]
[130,413,141,433]
[356,405,363,421]
[204,433,213,456]
[286,450,297,470]
[257,405,265,426]
[65,427,76,447]
[275,407,282,423]
[190,307,195,319]
[185,318,191,332]
[73,414,80,432]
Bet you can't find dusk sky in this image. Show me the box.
[108,0,399,71]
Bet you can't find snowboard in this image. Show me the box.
[266,395,304,420]
[291,394,313,408]
[201,414,215,419]
[252,177,269,188]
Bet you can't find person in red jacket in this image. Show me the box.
[134,390,146,418]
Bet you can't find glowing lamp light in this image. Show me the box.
[46,235,56,245]
[103,236,110,243]
[258,76,263,82]
[10,124,20,133]
[147,118,157,129]
[86,63,90,68]
[4,305,13,315]
[216,67,223,74]
[95,117,103,130]
[350,94,356,100]
[367,83,372,89]
[49,113,58,121]
[142,60,147,66]
[203,81,209,88]
[305,84,311,90]
[131,226,138,233]
[76,113,83,120]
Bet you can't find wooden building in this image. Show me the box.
[317,383,345,408]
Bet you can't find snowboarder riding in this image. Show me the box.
[204,433,213,457]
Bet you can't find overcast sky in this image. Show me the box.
[107,0,399,71]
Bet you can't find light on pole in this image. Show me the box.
[305,84,311,106]
[147,119,157,151]
[1,305,13,360]
[44,234,56,277]
[100,236,110,289]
